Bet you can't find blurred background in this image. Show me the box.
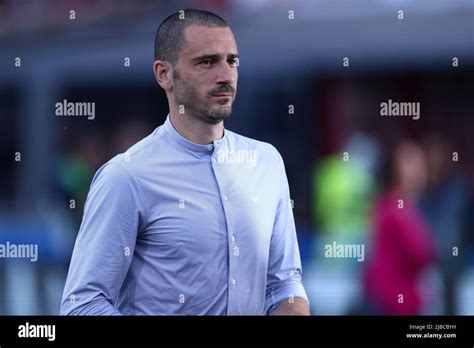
[0,0,473,315]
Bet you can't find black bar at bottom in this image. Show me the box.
[0,316,472,346]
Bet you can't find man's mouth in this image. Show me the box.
[212,93,232,97]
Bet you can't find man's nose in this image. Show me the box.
[215,61,237,85]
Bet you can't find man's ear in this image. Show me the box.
[153,60,173,92]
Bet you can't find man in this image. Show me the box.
[61,9,309,315]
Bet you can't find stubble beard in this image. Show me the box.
[173,70,235,125]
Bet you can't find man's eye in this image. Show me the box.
[199,59,212,66]
[229,58,239,67]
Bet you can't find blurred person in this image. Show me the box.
[363,139,436,315]
[420,133,471,314]
[310,133,377,315]
[61,9,309,315]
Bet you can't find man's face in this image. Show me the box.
[171,25,238,125]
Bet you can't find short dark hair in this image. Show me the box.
[154,9,228,65]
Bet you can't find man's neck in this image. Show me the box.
[169,109,224,145]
